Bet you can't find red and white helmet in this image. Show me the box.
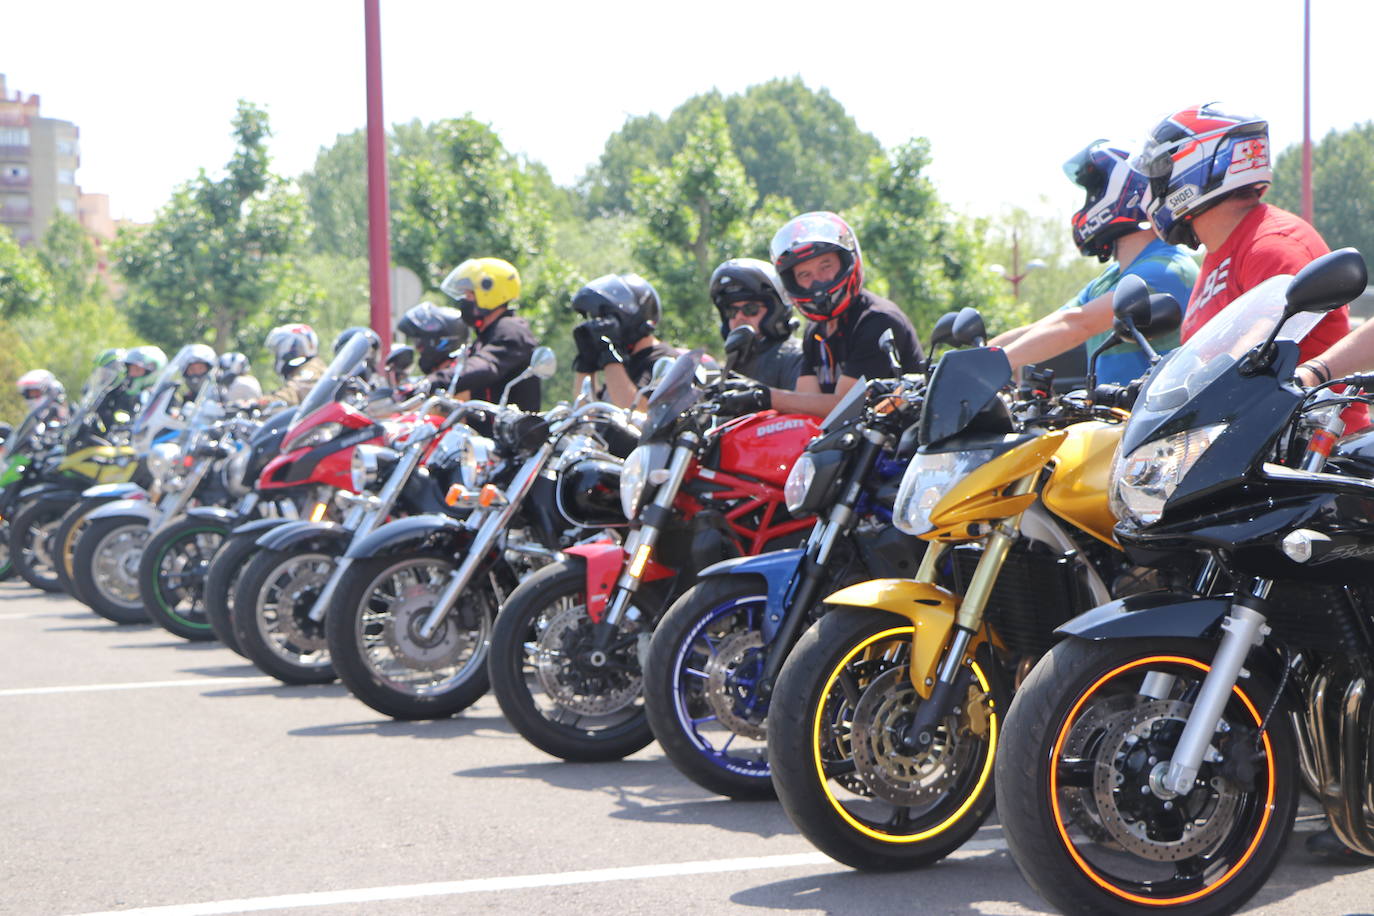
[1134,104,1272,247]
[17,369,60,403]
[769,211,864,322]
[264,323,319,378]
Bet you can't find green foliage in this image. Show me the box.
[1270,122,1374,262]
[0,225,52,318]
[38,214,100,307]
[581,78,881,218]
[113,100,314,354]
[13,296,143,410]
[980,203,1105,327]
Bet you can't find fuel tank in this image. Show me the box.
[710,410,821,487]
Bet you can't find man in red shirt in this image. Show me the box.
[1136,103,1365,434]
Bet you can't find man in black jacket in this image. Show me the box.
[435,257,540,411]
[571,273,682,408]
[709,258,803,389]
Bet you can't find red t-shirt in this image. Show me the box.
[1182,203,1367,432]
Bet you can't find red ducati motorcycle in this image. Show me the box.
[489,333,818,761]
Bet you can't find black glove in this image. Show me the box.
[573,318,624,372]
[716,381,772,417]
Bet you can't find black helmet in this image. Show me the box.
[332,326,382,373]
[385,345,415,375]
[396,302,469,374]
[709,258,796,341]
[571,273,661,347]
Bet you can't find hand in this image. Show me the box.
[575,318,625,370]
[716,381,771,417]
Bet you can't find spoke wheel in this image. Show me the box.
[71,515,151,623]
[11,498,73,592]
[232,547,337,684]
[138,518,228,640]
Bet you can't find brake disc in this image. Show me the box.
[262,555,331,653]
[93,526,148,603]
[533,602,641,716]
[382,582,482,671]
[703,629,767,740]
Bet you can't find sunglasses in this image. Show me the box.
[722,301,765,318]
[21,389,43,400]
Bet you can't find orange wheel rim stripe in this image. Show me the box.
[1048,655,1276,906]
[810,625,997,843]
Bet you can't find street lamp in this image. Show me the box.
[988,229,1046,301]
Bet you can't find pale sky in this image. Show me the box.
[4,0,1371,227]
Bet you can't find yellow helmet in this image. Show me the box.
[440,257,521,313]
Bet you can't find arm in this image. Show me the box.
[1296,319,1374,386]
[1001,292,1116,374]
[768,374,859,418]
[601,363,639,409]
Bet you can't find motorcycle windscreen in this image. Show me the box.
[818,375,868,431]
[286,333,374,434]
[918,347,1013,447]
[640,349,705,442]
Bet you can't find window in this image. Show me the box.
[2,165,27,179]
[57,139,77,156]
[0,127,30,146]
[58,169,75,185]
[58,198,77,214]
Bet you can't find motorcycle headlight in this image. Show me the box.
[145,442,180,481]
[619,443,671,520]
[350,444,398,493]
[284,422,344,452]
[432,426,493,489]
[893,448,996,536]
[1111,423,1227,529]
[784,453,816,514]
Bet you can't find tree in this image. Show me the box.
[1270,121,1374,262]
[113,101,313,353]
[37,214,100,308]
[981,203,1107,324]
[0,225,51,318]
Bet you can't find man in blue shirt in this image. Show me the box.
[994,141,1198,385]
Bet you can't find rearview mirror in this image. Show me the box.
[1285,248,1368,317]
[723,324,758,374]
[951,307,987,347]
[649,356,675,387]
[928,311,958,352]
[1111,274,1151,330]
[529,346,557,380]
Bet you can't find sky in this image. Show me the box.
[4,0,1372,229]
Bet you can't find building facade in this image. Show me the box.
[0,73,82,247]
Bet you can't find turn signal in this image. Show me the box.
[478,484,505,508]
[445,484,468,507]
[309,502,328,523]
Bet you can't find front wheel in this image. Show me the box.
[137,517,228,640]
[231,546,338,684]
[203,532,264,656]
[324,550,499,720]
[10,498,73,592]
[995,637,1297,916]
[767,609,1000,870]
[70,515,151,624]
[489,560,655,762]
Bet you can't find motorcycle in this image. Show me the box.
[995,249,1373,916]
[488,327,819,762]
[226,351,554,685]
[765,286,1187,870]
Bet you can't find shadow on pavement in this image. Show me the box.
[289,712,512,740]
[203,681,350,700]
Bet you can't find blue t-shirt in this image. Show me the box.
[1067,239,1199,386]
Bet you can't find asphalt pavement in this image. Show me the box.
[2,579,1373,916]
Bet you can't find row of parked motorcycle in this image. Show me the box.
[7,248,1374,915]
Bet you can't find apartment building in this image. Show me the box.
[0,73,83,246]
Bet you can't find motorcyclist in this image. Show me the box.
[435,258,541,411]
[709,258,803,389]
[16,369,68,425]
[180,344,217,400]
[216,352,262,404]
[86,348,141,428]
[724,211,922,419]
[261,323,326,406]
[121,345,167,403]
[991,141,1199,385]
[571,272,682,409]
[332,327,383,383]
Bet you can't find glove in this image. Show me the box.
[715,381,771,417]
[574,318,625,371]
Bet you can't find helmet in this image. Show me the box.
[385,345,415,375]
[88,348,127,393]
[571,273,661,346]
[709,258,796,341]
[17,369,59,403]
[440,258,521,329]
[264,323,320,378]
[332,326,382,372]
[769,211,864,322]
[396,302,468,374]
[1134,104,1272,247]
[122,345,168,394]
[94,348,126,370]
[218,352,250,378]
[1064,141,1151,262]
[182,343,217,382]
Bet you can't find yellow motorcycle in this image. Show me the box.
[766,282,1189,870]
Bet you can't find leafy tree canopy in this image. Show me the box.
[1270,121,1374,264]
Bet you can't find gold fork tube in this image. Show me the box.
[953,473,1037,633]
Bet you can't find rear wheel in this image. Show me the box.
[768,609,1000,870]
[489,560,655,762]
[11,497,74,592]
[996,637,1297,916]
[137,517,228,640]
[0,515,12,580]
[71,515,152,624]
[52,500,102,602]
[203,532,265,656]
[232,546,337,684]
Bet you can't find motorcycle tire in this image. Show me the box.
[325,550,498,720]
[52,500,96,603]
[0,515,12,580]
[203,532,264,656]
[70,515,152,624]
[489,560,655,762]
[767,608,999,871]
[10,497,74,593]
[137,516,228,641]
[995,636,1297,916]
[644,578,775,799]
[231,545,337,685]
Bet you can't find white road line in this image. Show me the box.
[71,843,1008,916]
[0,677,276,697]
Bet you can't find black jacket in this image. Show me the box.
[440,312,540,410]
[740,336,804,390]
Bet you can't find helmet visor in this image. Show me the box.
[769,213,853,268]
[439,268,476,303]
[1062,140,1111,193]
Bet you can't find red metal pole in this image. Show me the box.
[364,0,392,353]
[1302,0,1313,224]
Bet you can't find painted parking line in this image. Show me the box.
[73,842,1008,916]
[0,677,277,697]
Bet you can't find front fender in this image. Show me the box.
[825,579,957,700]
[86,498,161,524]
[19,483,83,508]
[225,516,295,540]
[699,548,805,643]
[186,506,238,525]
[345,514,468,560]
[1056,592,1229,641]
[255,520,351,553]
[564,542,626,624]
[80,482,147,501]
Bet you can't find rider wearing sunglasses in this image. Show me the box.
[708,258,803,390]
